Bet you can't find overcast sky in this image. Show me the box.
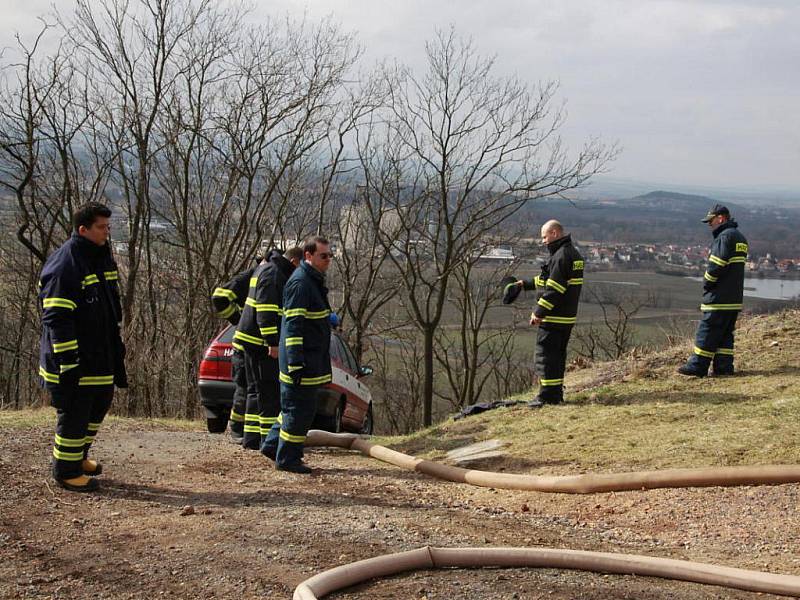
[4,0,799,192]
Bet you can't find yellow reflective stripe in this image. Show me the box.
[284,308,308,318]
[727,257,746,264]
[230,410,245,423]
[233,331,265,346]
[287,365,303,372]
[231,341,245,351]
[53,339,79,353]
[703,272,718,283]
[693,346,715,358]
[542,316,577,324]
[568,278,583,285]
[258,416,278,425]
[54,434,85,448]
[243,425,261,433]
[700,303,742,311]
[217,304,237,319]
[82,274,100,287]
[245,298,282,313]
[213,287,237,300]
[708,255,728,267]
[277,413,283,424]
[43,297,77,310]
[540,378,564,386]
[53,448,84,461]
[306,310,331,319]
[59,364,79,373]
[39,366,59,383]
[259,326,279,336]
[87,422,101,432]
[285,337,303,346]
[78,375,114,386]
[249,277,258,287]
[300,374,331,385]
[279,372,294,384]
[279,429,306,443]
[572,260,584,270]
[534,276,545,287]
[546,279,566,293]
[716,348,735,356]
[104,270,119,281]
[537,298,554,310]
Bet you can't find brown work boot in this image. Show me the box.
[55,475,100,493]
[82,459,103,476]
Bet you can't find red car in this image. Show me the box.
[198,325,374,435]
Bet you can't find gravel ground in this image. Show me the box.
[1,421,798,599]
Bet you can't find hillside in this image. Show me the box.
[1,310,800,599]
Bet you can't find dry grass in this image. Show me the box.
[388,309,800,473]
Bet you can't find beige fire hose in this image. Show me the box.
[306,430,800,493]
[293,546,800,599]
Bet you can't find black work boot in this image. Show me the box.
[276,462,313,475]
[677,364,706,377]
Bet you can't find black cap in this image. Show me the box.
[701,204,730,223]
[500,275,521,305]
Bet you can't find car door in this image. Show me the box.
[331,334,368,427]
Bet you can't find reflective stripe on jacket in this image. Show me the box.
[38,235,126,389]
[211,267,254,326]
[278,260,332,386]
[701,220,747,311]
[524,234,584,328]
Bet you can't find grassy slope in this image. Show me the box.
[385,309,800,473]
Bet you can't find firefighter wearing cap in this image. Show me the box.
[678,204,747,377]
[233,248,302,449]
[39,202,127,492]
[210,266,255,441]
[517,220,584,407]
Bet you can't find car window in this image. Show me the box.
[329,335,344,365]
[338,336,360,373]
[218,325,235,343]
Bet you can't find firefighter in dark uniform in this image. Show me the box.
[261,236,333,474]
[211,266,255,442]
[39,202,127,492]
[233,248,302,450]
[516,220,584,407]
[678,204,748,377]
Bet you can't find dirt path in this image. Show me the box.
[1,420,799,599]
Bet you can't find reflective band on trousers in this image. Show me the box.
[542,316,577,324]
[540,378,564,386]
[700,304,742,311]
[279,429,306,443]
[693,346,715,358]
[53,448,83,461]
[279,372,332,386]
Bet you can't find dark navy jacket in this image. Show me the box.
[278,261,332,387]
[701,220,748,311]
[38,234,127,389]
[211,267,255,326]
[234,251,295,352]
[524,234,584,329]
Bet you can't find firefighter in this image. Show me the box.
[39,202,127,492]
[211,266,255,442]
[678,204,748,377]
[233,247,303,450]
[261,236,333,473]
[515,220,584,407]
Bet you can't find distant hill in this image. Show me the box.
[518,190,800,255]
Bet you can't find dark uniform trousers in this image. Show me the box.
[242,348,280,449]
[261,383,318,468]
[686,311,738,374]
[535,326,573,403]
[229,349,246,436]
[51,386,114,479]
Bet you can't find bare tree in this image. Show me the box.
[358,29,616,426]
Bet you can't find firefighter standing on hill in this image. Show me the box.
[211,265,256,442]
[261,236,333,473]
[39,202,127,492]
[678,204,748,377]
[233,247,303,450]
[516,220,584,408]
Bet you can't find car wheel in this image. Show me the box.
[333,398,346,433]
[360,403,374,435]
